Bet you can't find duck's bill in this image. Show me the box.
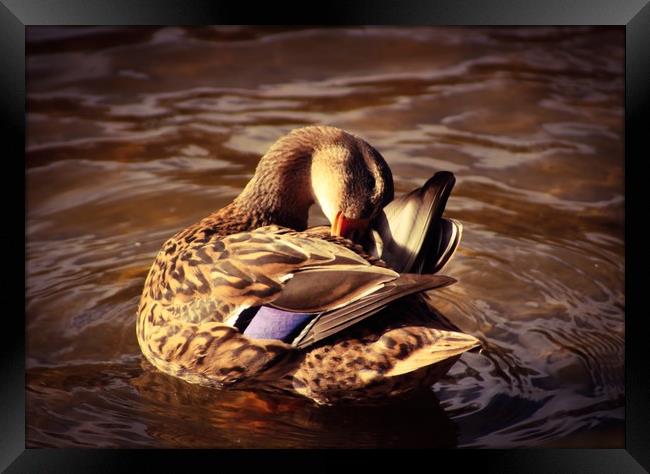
[331,211,370,242]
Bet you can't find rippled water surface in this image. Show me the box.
[26,26,625,448]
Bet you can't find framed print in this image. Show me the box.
[3,0,649,471]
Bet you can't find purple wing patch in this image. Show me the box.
[242,306,316,342]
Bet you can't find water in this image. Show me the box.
[26,26,624,448]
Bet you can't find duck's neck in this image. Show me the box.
[226,127,343,230]
[210,126,357,231]
[232,154,314,230]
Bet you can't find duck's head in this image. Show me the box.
[237,126,394,241]
[311,136,393,241]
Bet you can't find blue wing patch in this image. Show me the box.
[242,306,316,342]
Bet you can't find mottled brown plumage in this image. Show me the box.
[136,125,479,404]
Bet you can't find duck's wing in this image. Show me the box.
[176,227,454,332]
[369,171,461,274]
[290,273,455,349]
[424,217,463,274]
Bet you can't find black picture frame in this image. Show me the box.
[4,1,649,471]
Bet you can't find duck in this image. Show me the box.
[136,125,480,405]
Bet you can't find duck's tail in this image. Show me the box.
[368,171,462,274]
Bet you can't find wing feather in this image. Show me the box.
[171,227,398,323]
[170,225,458,344]
[370,171,456,273]
[270,265,397,312]
[292,274,456,348]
